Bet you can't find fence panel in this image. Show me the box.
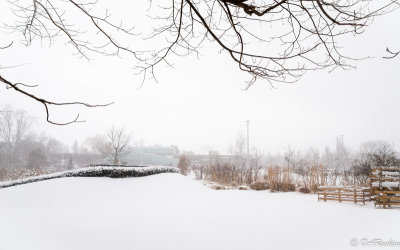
[317,186,369,205]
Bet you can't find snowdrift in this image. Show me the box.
[0,166,178,189]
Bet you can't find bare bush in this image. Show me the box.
[192,164,205,180]
[178,155,191,176]
[298,187,311,194]
[342,141,400,186]
[197,160,262,187]
[267,167,296,192]
[360,141,400,167]
[250,181,269,191]
[295,164,326,193]
[0,167,50,182]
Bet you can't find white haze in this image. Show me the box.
[0,2,399,154]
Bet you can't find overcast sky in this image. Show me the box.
[1,1,399,154]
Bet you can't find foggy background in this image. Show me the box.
[0,1,399,155]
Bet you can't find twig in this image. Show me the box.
[0,75,113,125]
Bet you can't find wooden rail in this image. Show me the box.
[370,166,400,209]
[317,186,370,205]
[370,167,400,195]
[374,190,400,208]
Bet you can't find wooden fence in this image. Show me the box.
[374,190,400,208]
[370,166,400,208]
[317,186,370,205]
[370,166,400,194]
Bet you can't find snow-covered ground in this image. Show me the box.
[0,173,398,250]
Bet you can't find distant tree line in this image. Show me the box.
[190,134,400,192]
[0,106,70,169]
[0,105,71,181]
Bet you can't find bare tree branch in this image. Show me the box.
[0,42,13,49]
[0,75,113,125]
[384,47,400,59]
[1,0,399,123]
[139,0,399,86]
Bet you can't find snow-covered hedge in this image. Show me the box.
[0,166,179,189]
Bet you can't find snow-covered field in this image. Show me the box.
[0,173,398,250]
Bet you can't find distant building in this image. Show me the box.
[183,151,233,165]
[132,145,180,156]
[121,145,180,167]
[52,153,104,170]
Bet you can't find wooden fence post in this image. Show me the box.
[354,189,357,204]
[362,191,365,205]
[324,190,326,202]
[383,192,387,209]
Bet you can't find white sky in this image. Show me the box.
[0,1,399,154]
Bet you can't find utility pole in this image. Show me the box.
[246,120,250,167]
[341,134,344,148]
[340,134,346,170]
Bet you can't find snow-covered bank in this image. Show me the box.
[0,166,178,189]
[0,174,398,250]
